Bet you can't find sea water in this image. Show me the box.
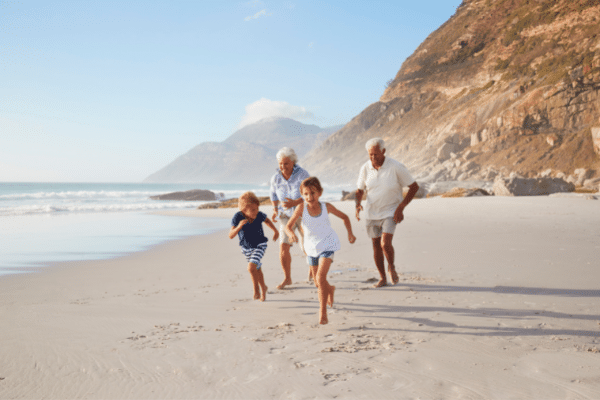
[0,182,343,277]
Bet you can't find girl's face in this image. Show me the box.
[301,186,321,204]
[240,203,259,220]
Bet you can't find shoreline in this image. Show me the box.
[2,197,600,399]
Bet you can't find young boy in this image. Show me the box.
[229,192,279,301]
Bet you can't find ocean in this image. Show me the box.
[0,182,343,277]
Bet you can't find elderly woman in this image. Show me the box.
[270,147,310,289]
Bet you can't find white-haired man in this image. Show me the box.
[355,138,419,287]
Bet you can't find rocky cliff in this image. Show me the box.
[302,0,600,188]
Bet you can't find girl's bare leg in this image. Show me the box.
[248,263,260,300]
[310,264,319,287]
[257,269,268,301]
[316,258,333,325]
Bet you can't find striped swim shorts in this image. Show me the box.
[240,242,268,269]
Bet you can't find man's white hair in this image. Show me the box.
[365,138,385,151]
[276,147,298,164]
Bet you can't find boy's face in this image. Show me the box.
[301,186,321,204]
[240,203,259,220]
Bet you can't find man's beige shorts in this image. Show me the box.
[365,217,397,239]
[279,216,302,245]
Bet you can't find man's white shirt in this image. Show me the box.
[357,157,415,220]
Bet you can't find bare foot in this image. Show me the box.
[390,268,399,285]
[374,279,387,288]
[253,293,260,300]
[260,286,267,302]
[319,312,328,325]
[327,286,335,307]
[276,279,292,290]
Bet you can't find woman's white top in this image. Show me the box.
[301,202,341,257]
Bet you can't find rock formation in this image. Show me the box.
[302,0,600,189]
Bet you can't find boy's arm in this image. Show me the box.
[284,203,303,243]
[326,203,356,244]
[264,217,280,241]
[228,219,247,239]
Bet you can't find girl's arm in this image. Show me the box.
[284,202,304,243]
[228,219,247,239]
[326,203,356,244]
[264,217,280,242]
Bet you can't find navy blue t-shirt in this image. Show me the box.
[232,211,268,248]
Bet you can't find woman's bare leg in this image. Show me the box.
[277,243,293,289]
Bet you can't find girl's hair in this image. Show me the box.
[238,191,260,208]
[301,177,323,194]
[365,137,385,151]
[276,147,298,164]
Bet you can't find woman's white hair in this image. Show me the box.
[276,147,298,164]
[365,138,385,151]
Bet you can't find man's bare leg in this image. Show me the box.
[277,243,293,289]
[372,237,387,287]
[382,233,399,284]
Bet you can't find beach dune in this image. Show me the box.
[1,197,600,399]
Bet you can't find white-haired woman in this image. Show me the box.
[269,147,310,289]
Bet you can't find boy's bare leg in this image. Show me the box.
[277,243,293,289]
[382,233,399,284]
[371,237,387,287]
[256,269,267,301]
[316,258,333,325]
[248,263,260,299]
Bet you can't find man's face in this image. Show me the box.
[368,145,385,168]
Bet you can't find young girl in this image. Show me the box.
[229,192,279,301]
[285,177,356,324]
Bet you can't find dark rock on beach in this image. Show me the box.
[150,189,221,201]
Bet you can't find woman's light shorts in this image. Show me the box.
[241,243,268,269]
[306,250,335,266]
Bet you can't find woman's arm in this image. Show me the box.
[326,203,356,244]
[284,202,304,243]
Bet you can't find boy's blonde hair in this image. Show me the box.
[300,177,323,194]
[238,191,260,208]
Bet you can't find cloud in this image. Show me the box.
[244,9,271,21]
[239,98,314,128]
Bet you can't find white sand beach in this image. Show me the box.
[1,196,600,399]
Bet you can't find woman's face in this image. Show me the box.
[278,157,294,178]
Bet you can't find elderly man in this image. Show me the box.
[355,138,419,287]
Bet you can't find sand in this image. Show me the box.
[1,196,600,399]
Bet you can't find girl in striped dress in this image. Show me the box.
[285,177,356,324]
[229,192,279,301]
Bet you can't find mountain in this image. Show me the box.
[144,117,341,184]
[302,0,600,187]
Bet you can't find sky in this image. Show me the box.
[1,0,462,182]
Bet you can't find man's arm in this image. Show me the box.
[355,189,364,221]
[393,181,419,224]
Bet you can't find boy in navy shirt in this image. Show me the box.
[229,192,279,301]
